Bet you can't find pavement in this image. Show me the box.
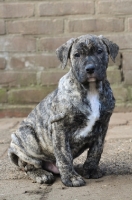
[0,113,132,200]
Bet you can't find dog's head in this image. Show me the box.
[56,34,119,86]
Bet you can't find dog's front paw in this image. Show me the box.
[83,167,103,179]
[61,172,86,187]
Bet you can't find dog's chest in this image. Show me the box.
[87,89,100,125]
[75,84,100,139]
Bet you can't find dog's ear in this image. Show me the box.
[56,38,75,69]
[99,35,119,62]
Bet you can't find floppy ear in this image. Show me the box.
[56,38,75,69]
[99,35,119,62]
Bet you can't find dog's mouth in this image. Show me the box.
[87,75,97,82]
[88,77,96,82]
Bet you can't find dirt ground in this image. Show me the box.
[0,113,132,200]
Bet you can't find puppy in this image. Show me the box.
[8,34,119,187]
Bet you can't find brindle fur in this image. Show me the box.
[8,34,119,187]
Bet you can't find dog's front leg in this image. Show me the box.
[83,125,108,179]
[52,122,85,187]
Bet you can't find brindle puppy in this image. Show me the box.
[8,34,119,187]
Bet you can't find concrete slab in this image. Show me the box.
[109,113,132,126]
[0,118,23,131]
[47,175,132,200]
[0,179,49,200]
[0,130,11,144]
[0,118,23,144]
[0,143,9,158]
[106,125,132,140]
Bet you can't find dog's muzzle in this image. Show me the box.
[85,64,96,82]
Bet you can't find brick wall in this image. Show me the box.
[0,0,132,117]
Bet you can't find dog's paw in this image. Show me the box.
[61,173,86,187]
[27,169,55,184]
[83,167,103,179]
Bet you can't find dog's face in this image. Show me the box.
[56,34,119,86]
[70,35,109,85]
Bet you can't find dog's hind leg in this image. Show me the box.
[27,168,55,184]
[17,158,55,184]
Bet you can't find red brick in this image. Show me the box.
[0,36,36,52]
[0,3,34,18]
[0,57,6,69]
[0,105,34,118]
[40,70,68,86]
[8,86,57,104]
[10,54,60,70]
[38,1,94,16]
[106,34,132,50]
[39,37,71,52]
[97,1,132,15]
[122,52,132,71]
[0,20,5,34]
[124,70,132,85]
[7,19,64,35]
[67,18,124,33]
[0,71,37,87]
[9,57,25,70]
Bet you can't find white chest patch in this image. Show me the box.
[75,83,100,139]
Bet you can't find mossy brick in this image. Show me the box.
[0,89,7,103]
[111,85,128,103]
[108,53,121,67]
[124,70,132,85]
[8,86,57,104]
[0,71,37,87]
[127,87,132,101]
[114,102,132,113]
[122,52,132,70]
[107,66,121,84]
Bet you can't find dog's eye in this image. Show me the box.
[97,49,103,54]
[74,53,80,57]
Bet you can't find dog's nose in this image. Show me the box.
[85,64,95,74]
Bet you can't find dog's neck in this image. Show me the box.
[59,70,103,101]
[80,81,103,102]
[81,81,96,92]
